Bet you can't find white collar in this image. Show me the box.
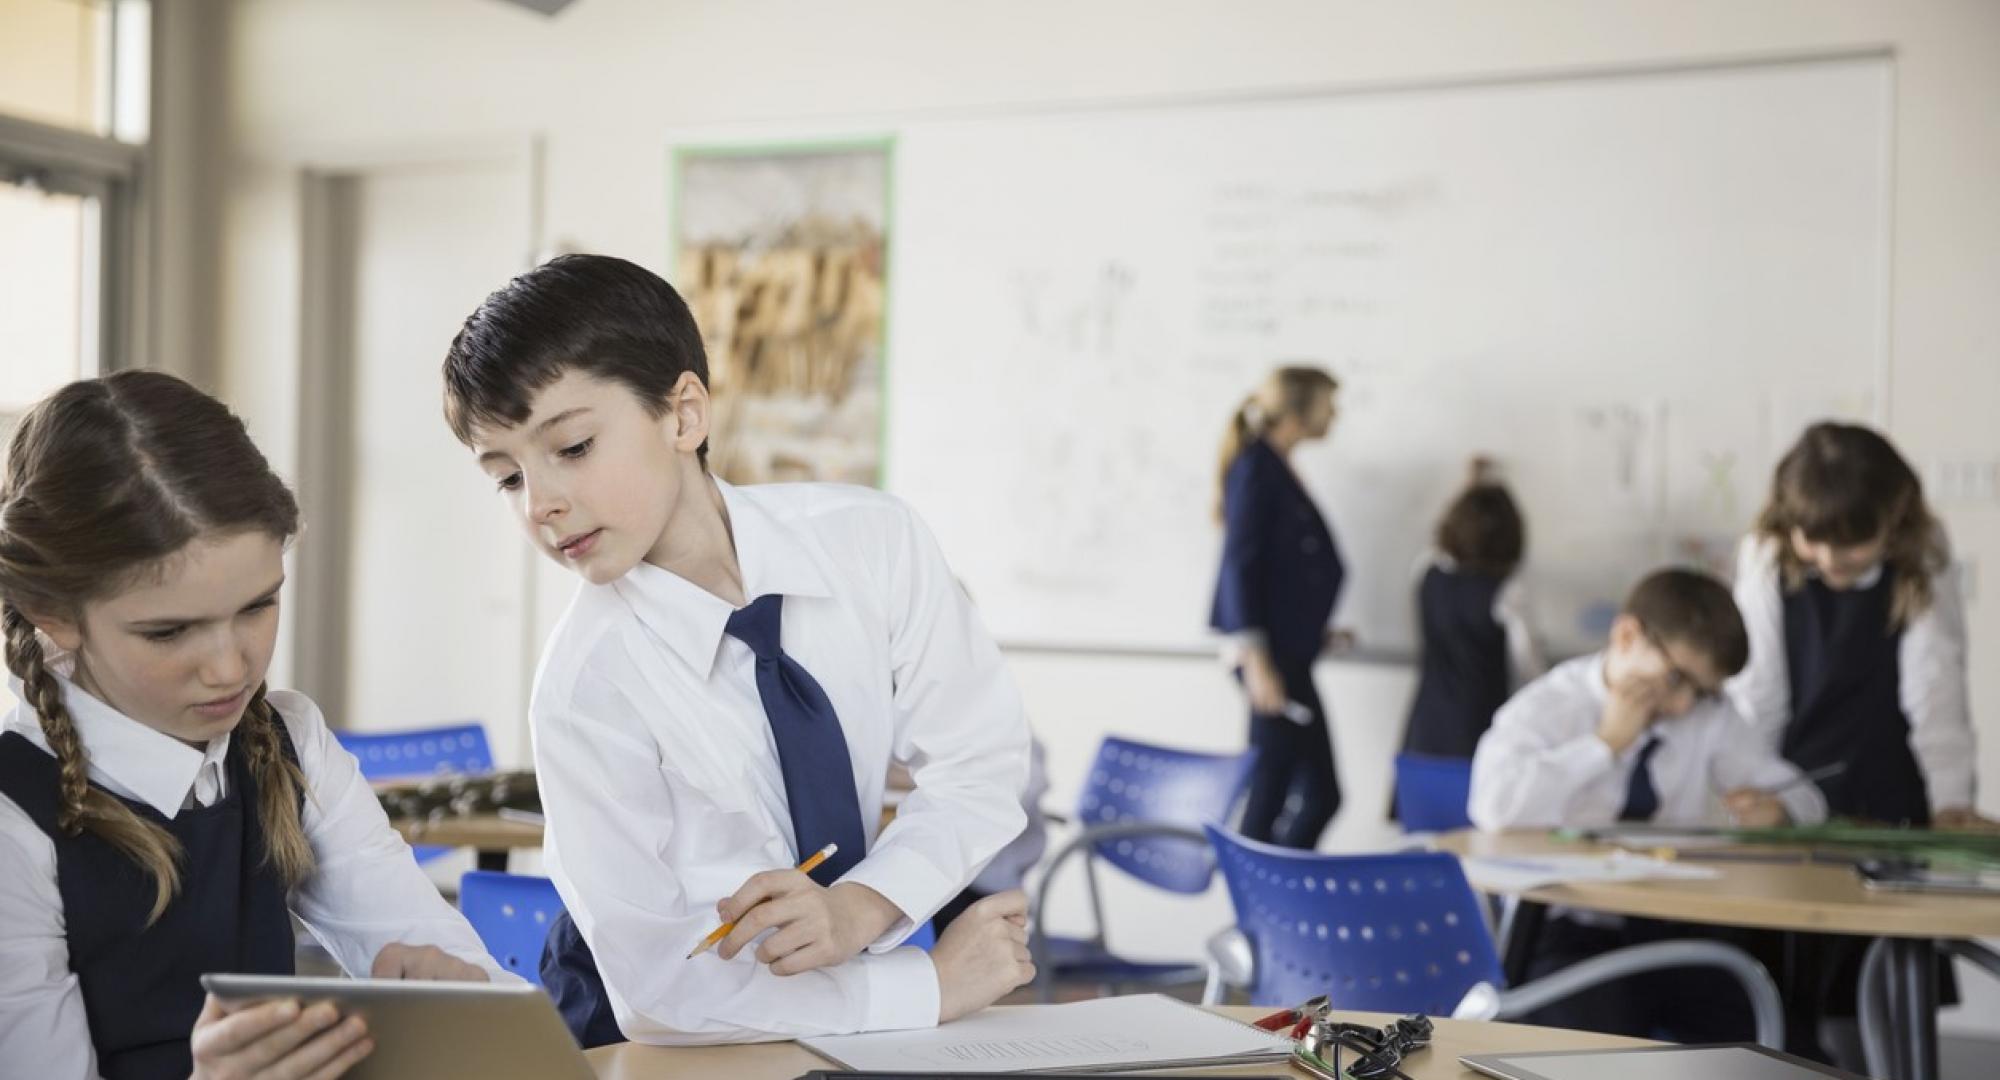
[612,479,833,679]
[5,656,228,820]
[1810,561,1886,590]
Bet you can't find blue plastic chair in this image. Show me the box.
[460,870,565,987]
[1029,736,1258,1001]
[1200,826,1786,1045]
[1393,754,1474,834]
[337,722,494,862]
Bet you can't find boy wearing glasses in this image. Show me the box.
[1469,567,1826,832]
[1466,567,1825,1043]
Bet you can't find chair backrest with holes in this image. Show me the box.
[1075,737,1257,893]
[459,870,564,986]
[1204,825,1506,1011]
[336,722,493,780]
[1393,753,1475,833]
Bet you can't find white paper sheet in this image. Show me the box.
[801,993,1293,1074]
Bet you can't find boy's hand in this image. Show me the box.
[1597,675,1668,755]
[716,872,901,975]
[190,993,373,1080]
[1723,789,1789,829]
[932,890,1035,1023]
[370,943,490,982]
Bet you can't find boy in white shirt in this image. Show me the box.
[440,255,1035,1046]
[1470,567,1827,1043]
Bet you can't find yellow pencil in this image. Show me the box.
[685,843,839,959]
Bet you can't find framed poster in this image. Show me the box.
[672,141,891,486]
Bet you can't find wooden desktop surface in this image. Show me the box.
[1439,829,2000,938]
[585,1005,1655,1079]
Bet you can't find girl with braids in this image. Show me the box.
[0,371,506,1080]
[1208,364,1348,850]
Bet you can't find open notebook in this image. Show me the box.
[801,994,1294,1074]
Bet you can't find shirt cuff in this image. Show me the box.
[859,942,941,1031]
[841,845,957,951]
[1777,782,1829,827]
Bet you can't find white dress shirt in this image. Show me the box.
[0,663,509,1080]
[1726,535,1976,812]
[1469,653,1829,831]
[530,480,1030,1045]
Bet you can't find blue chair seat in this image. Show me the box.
[460,870,565,987]
[1393,753,1475,834]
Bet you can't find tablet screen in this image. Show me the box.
[1468,1046,1856,1080]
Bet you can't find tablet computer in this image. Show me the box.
[1462,1044,1865,1080]
[200,973,592,1080]
[1856,857,2000,895]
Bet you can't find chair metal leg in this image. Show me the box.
[1857,937,1897,1080]
[1893,938,1940,1080]
[1498,898,1547,987]
[1492,939,1785,1050]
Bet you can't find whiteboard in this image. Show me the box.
[884,56,1891,656]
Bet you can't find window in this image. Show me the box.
[0,0,149,142]
[1,0,148,433]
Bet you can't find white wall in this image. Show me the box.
[204,0,2000,1034]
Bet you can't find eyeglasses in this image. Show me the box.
[1295,1012,1433,1080]
[1641,627,1723,705]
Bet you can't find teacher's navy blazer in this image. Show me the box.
[1209,438,1344,662]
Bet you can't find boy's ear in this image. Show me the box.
[665,371,711,455]
[1607,612,1642,652]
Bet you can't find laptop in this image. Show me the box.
[201,973,592,1080]
[1462,1044,1867,1080]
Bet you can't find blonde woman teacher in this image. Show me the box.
[1209,365,1344,850]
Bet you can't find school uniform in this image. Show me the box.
[1210,437,1344,849]
[0,662,506,1080]
[1401,552,1545,760]
[1469,653,1827,1043]
[1728,535,1974,1039]
[530,480,1029,1046]
[1728,535,1975,825]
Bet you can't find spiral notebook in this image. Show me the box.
[800,994,1294,1074]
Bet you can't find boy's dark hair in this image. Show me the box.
[442,254,710,457]
[1435,483,1525,578]
[1622,567,1750,677]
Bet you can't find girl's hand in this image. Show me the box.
[715,873,901,976]
[1934,807,2000,832]
[1242,647,1287,715]
[189,994,373,1080]
[370,943,489,982]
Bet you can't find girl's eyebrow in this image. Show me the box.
[125,576,286,628]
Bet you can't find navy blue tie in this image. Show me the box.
[1618,736,1664,822]
[725,594,866,885]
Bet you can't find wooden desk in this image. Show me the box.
[1439,830,2000,939]
[391,804,905,872]
[1441,830,2000,1080]
[585,1006,1655,1079]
